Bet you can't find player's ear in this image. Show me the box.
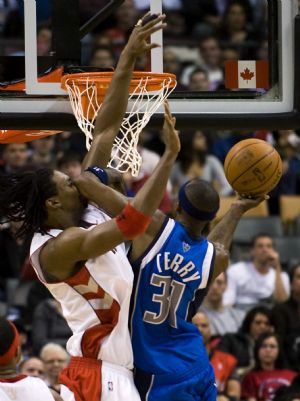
[45,196,61,210]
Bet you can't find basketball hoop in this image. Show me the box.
[61,71,177,177]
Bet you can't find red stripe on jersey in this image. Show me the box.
[0,375,27,383]
[65,266,120,358]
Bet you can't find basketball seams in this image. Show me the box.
[239,152,281,193]
[231,148,275,186]
[224,140,267,174]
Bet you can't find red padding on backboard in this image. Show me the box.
[0,130,63,143]
[0,67,64,91]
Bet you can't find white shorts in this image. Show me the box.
[60,361,141,401]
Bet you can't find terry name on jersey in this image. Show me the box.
[155,252,200,283]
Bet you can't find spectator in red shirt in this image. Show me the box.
[242,333,297,401]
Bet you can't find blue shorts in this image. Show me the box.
[134,361,217,401]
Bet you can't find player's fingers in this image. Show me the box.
[145,43,161,51]
[142,23,167,37]
[142,13,165,29]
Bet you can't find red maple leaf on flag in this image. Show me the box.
[240,67,254,82]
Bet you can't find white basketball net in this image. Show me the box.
[64,74,177,177]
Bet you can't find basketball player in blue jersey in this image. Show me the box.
[77,165,265,401]
[127,181,265,401]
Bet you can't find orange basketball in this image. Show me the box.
[224,138,282,196]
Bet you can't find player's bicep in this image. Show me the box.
[40,227,87,279]
[211,242,230,280]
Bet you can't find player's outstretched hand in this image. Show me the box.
[232,193,269,213]
[124,12,166,57]
[161,100,180,157]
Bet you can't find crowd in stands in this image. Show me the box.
[0,1,300,401]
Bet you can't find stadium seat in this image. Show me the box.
[274,237,300,269]
[280,195,300,234]
[215,196,269,223]
[233,216,283,245]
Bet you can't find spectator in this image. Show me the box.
[40,343,69,394]
[28,137,57,169]
[57,151,82,180]
[193,310,241,400]
[36,24,52,56]
[241,333,297,401]
[163,47,188,90]
[223,234,290,311]
[202,272,245,336]
[187,68,210,91]
[19,357,45,379]
[181,36,223,90]
[269,130,300,214]
[170,129,232,197]
[218,0,259,57]
[198,36,223,90]
[272,264,300,372]
[0,143,29,173]
[217,306,273,376]
[0,220,32,307]
[89,45,115,69]
[32,299,72,355]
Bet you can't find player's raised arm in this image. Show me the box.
[40,101,180,280]
[74,101,179,218]
[208,195,267,279]
[81,12,166,170]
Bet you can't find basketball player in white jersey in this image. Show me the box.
[0,12,181,401]
[0,318,63,401]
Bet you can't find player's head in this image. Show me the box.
[0,318,21,370]
[0,168,87,237]
[176,178,220,227]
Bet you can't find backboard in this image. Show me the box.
[0,0,299,132]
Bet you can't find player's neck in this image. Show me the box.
[176,216,205,240]
[0,367,17,378]
[45,211,79,230]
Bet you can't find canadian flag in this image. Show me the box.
[225,60,269,89]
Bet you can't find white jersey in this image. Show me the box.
[223,261,290,308]
[30,205,134,369]
[0,375,55,401]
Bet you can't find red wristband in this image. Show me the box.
[116,203,151,239]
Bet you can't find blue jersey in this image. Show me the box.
[130,217,215,376]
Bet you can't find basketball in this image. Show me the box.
[224,138,283,196]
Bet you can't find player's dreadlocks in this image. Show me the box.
[0,168,58,237]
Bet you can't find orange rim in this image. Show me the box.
[61,71,177,93]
